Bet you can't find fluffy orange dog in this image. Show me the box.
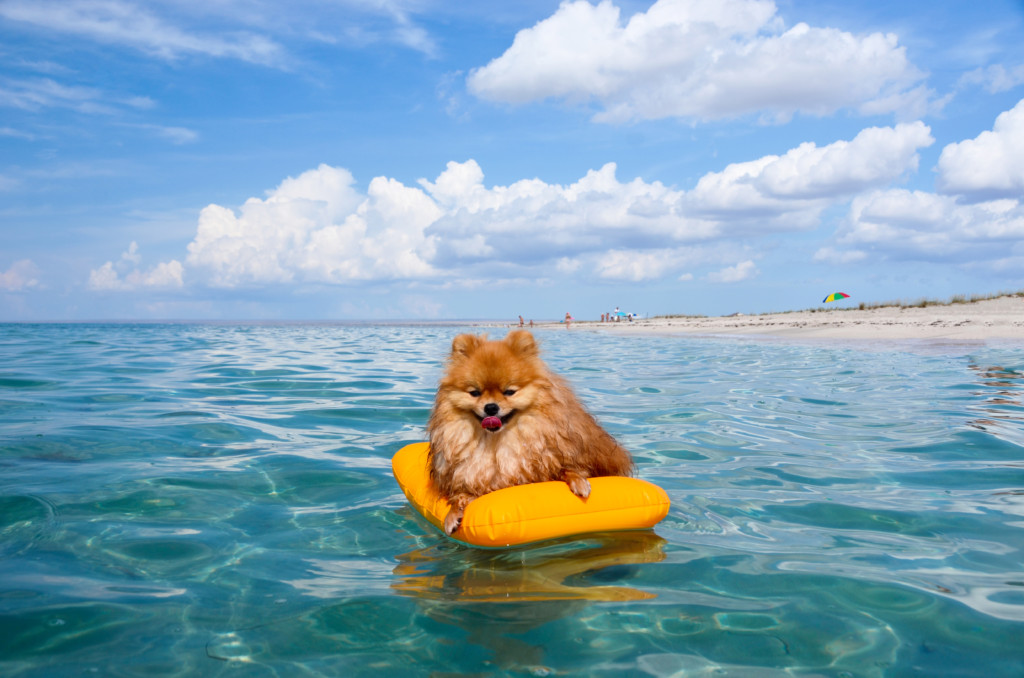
[427,330,634,535]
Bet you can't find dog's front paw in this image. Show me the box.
[443,509,463,535]
[564,472,591,499]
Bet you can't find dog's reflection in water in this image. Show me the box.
[392,530,667,671]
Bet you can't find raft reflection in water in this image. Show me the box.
[392,530,667,603]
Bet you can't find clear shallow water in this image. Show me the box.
[1,323,1023,677]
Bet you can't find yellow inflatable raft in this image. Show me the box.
[392,442,670,548]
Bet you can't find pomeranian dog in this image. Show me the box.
[427,330,634,535]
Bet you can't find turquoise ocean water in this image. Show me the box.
[2,323,1023,677]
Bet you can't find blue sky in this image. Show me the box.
[2,0,1024,321]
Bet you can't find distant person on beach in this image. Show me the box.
[564,312,573,328]
[519,315,524,327]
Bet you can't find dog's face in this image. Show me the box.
[437,330,548,434]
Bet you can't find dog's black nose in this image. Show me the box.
[484,403,499,416]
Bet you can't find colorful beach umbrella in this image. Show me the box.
[822,292,850,303]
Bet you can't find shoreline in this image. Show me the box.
[567,295,1024,342]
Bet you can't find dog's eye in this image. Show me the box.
[503,389,517,397]
[468,389,481,397]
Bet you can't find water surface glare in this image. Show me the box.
[1,323,1023,676]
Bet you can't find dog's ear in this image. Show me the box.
[504,330,538,357]
[450,333,485,360]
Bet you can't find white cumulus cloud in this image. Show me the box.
[124,121,941,291]
[838,190,1024,261]
[750,122,933,199]
[813,247,867,265]
[1,259,40,291]
[184,160,704,283]
[185,164,440,286]
[937,98,1024,201]
[422,161,706,266]
[594,249,681,281]
[685,122,933,226]
[89,242,184,290]
[818,99,1024,269]
[134,260,185,288]
[707,260,758,283]
[467,0,928,123]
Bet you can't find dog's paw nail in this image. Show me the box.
[444,514,462,535]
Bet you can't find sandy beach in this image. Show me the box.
[578,295,1024,341]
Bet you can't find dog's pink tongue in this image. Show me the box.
[481,416,503,431]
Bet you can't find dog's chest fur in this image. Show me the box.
[436,421,561,496]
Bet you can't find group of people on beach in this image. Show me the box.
[601,306,634,323]
[516,306,634,329]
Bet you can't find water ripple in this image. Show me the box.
[0,323,1022,676]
